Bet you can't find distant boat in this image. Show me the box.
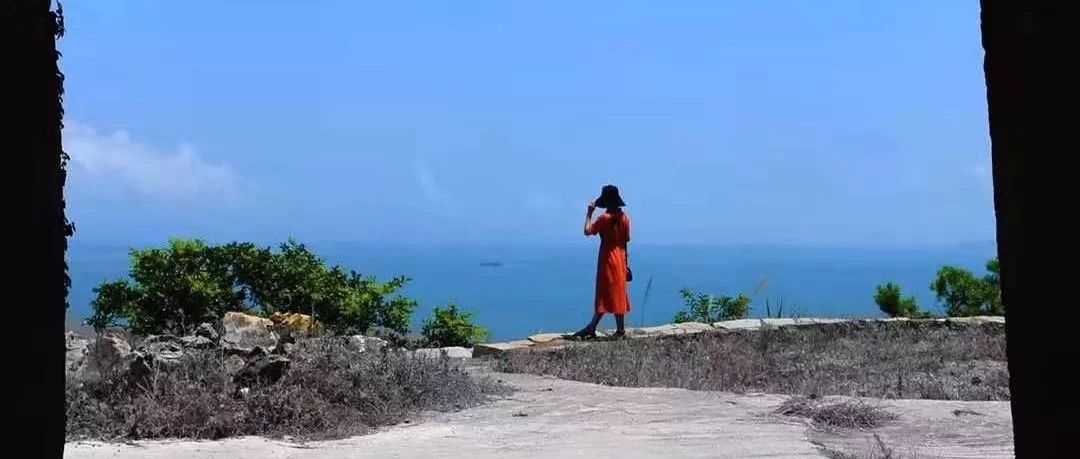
[479,261,504,268]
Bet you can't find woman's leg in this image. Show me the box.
[571,312,603,337]
[584,312,603,333]
[614,314,626,334]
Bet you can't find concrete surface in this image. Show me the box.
[810,398,1014,458]
[65,367,1013,459]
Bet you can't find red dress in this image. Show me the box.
[587,211,631,315]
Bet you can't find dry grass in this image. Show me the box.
[777,396,897,430]
[66,338,510,441]
[492,320,1008,401]
[817,434,919,459]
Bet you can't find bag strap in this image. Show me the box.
[619,212,630,265]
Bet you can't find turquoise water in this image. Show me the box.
[67,241,997,341]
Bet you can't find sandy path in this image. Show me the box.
[65,370,1012,459]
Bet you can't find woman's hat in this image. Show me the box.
[595,184,626,208]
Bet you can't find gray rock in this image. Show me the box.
[348,335,388,353]
[233,355,290,389]
[712,317,855,330]
[138,335,185,364]
[473,340,534,358]
[526,333,565,344]
[414,346,473,359]
[87,332,132,376]
[125,336,188,381]
[180,335,216,349]
[947,316,1006,325]
[194,322,220,341]
[221,311,279,354]
[712,318,772,330]
[224,354,247,376]
[65,332,91,374]
[629,322,713,337]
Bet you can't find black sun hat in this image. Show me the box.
[595,184,626,209]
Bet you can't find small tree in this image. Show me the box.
[421,303,489,348]
[673,288,751,323]
[873,282,927,318]
[930,262,1001,317]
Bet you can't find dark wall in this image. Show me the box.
[0,0,1060,457]
[3,1,70,458]
[981,0,1063,457]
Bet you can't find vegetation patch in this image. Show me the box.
[492,320,1008,401]
[85,238,489,344]
[66,338,510,441]
[777,396,897,430]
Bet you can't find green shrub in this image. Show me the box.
[421,303,489,348]
[673,288,751,323]
[88,238,417,336]
[930,260,1002,317]
[871,258,1002,319]
[873,282,930,318]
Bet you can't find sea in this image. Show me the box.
[66,241,998,341]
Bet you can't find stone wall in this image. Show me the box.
[473,316,1006,357]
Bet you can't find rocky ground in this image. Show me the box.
[64,315,1014,458]
[65,364,1014,459]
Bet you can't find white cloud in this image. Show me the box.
[63,121,244,202]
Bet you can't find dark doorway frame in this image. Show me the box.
[4,0,1055,456]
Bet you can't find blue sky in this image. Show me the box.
[59,0,995,247]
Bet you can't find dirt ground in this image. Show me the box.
[65,366,1013,459]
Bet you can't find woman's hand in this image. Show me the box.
[587,201,597,213]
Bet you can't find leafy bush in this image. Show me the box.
[930,259,1002,317]
[673,288,751,323]
[871,258,1001,319]
[88,238,418,336]
[873,282,931,318]
[421,303,489,348]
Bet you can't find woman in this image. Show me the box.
[569,184,631,340]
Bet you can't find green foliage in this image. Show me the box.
[930,260,1002,317]
[873,282,930,318]
[673,288,751,323]
[984,258,1000,287]
[88,238,417,336]
[872,257,1001,319]
[421,303,489,348]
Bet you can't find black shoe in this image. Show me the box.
[608,330,627,341]
[564,329,597,341]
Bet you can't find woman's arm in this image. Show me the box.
[584,201,597,236]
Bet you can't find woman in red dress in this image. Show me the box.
[569,185,631,340]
